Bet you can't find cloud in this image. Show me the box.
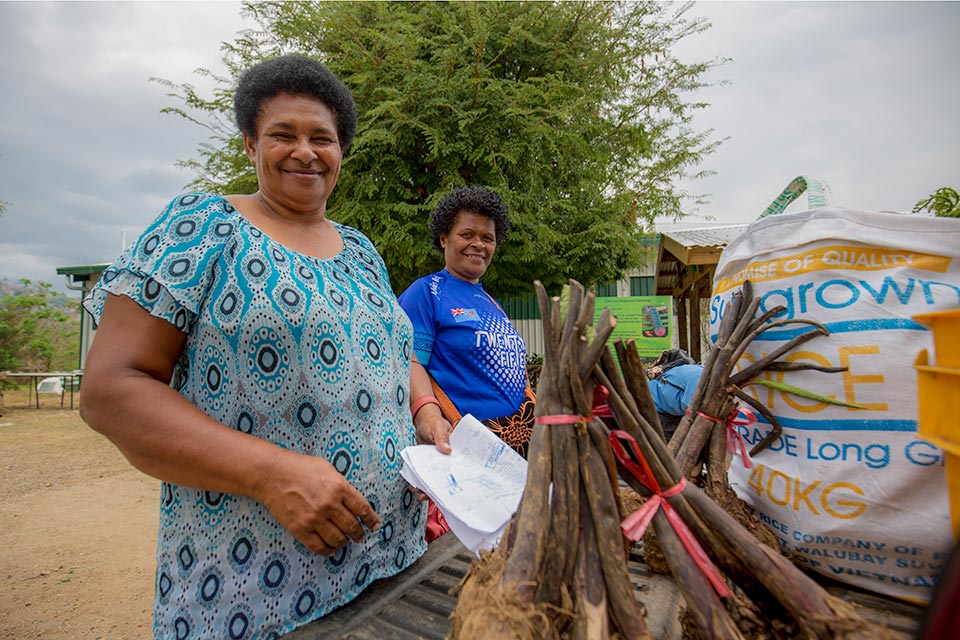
[0,1,956,293]
[672,1,960,222]
[0,1,250,290]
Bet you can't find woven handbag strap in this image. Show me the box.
[429,376,463,424]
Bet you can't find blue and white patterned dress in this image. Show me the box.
[84,192,427,640]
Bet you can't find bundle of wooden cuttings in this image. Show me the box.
[449,280,900,640]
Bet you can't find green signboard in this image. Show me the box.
[593,296,673,359]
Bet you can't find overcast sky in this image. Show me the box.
[2,1,958,295]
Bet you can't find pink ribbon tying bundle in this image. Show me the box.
[608,429,732,599]
[695,405,757,469]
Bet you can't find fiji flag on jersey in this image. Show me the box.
[451,308,479,323]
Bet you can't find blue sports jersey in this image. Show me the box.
[398,270,526,421]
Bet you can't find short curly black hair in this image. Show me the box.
[428,186,510,252]
[234,54,358,151]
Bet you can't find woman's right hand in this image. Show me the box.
[256,450,381,556]
[82,294,380,557]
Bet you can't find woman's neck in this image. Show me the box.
[228,192,343,259]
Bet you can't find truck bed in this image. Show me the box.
[287,533,925,639]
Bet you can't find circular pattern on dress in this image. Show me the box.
[325,544,350,574]
[291,396,320,436]
[324,429,361,482]
[245,324,291,395]
[158,565,174,600]
[357,322,387,377]
[197,567,223,608]
[377,520,395,549]
[197,345,229,413]
[326,286,348,310]
[177,540,196,575]
[353,562,370,588]
[401,486,415,512]
[225,604,254,640]
[354,388,373,415]
[144,278,162,301]
[219,292,238,315]
[236,410,256,435]
[394,383,405,408]
[174,612,194,640]
[228,530,257,574]
[279,287,300,307]
[142,234,161,256]
[175,218,198,238]
[173,308,189,332]
[247,258,266,279]
[166,256,193,280]
[214,222,234,238]
[364,289,387,312]
[194,490,231,528]
[307,321,346,387]
[295,260,316,281]
[290,583,320,621]
[328,259,351,287]
[380,424,400,470]
[214,283,245,329]
[260,553,290,595]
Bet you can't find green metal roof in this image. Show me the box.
[55,264,110,278]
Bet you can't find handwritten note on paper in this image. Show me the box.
[400,414,528,553]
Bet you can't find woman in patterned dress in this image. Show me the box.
[80,54,450,639]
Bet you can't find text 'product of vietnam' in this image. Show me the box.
[914,307,960,540]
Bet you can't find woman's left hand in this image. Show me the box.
[414,405,453,454]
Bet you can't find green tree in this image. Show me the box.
[157,1,719,295]
[914,186,960,218]
[0,280,79,372]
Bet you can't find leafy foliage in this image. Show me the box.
[0,280,80,373]
[913,186,960,218]
[157,1,721,296]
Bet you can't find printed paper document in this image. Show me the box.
[400,414,527,554]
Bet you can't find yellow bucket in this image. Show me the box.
[914,307,960,540]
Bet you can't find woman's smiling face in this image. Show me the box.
[440,211,497,284]
[243,92,343,214]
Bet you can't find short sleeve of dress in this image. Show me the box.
[397,276,437,367]
[83,192,235,333]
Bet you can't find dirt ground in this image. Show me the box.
[0,389,158,639]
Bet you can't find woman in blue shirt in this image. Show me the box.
[399,187,534,461]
